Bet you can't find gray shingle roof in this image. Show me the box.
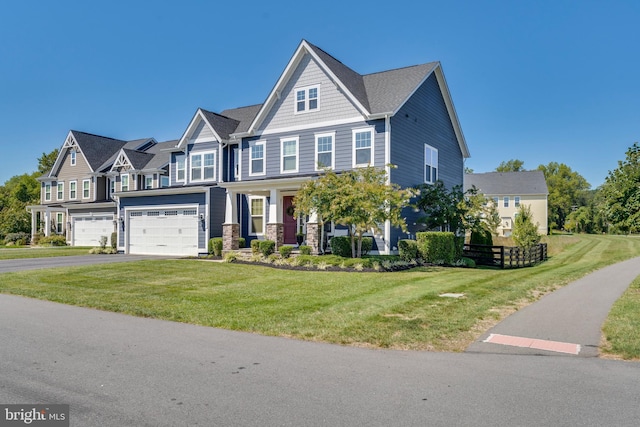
[122,148,155,170]
[200,109,240,140]
[143,140,178,170]
[71,131,128,171]
[220,104,262,134]
[464,171,549,195]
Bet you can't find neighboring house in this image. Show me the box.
[464,171,549,236]
[27,131,165,246]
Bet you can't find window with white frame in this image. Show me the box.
[424,144,439,184]
[70,150,76,166]
[160,175,169,188]
[250,141,265,176]
[82,179,90,199]
[249,197,265,235]
[515,196,521,208]
[56,213,64,234]
[503,196,509,208]
[281,138,298,173]
[69,181,77,200]
[176,154,186,182]
[492,197,499,206]
[190,152,216,182]
[145,175,154,189]
[353,129,373,167]
[315,132,334,169]
[121,174,129,192]
[295,85,319,113]
[57,182,64,200]
[109,179,115,199]
[44,183,51,201]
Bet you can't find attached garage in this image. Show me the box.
[127,207,199,256]
[72,215,114,247]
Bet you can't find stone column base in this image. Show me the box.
[306,223,321,255]
[266,223,284,249]
[223,223,240,251]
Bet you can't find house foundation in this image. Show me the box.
[223,223,239,251]
[306,222,321,255]
[266,223,284,249]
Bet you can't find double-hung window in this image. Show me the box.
[281,137,298,173]
[250,141,265,176]
[515,196,521,208]
[145,175,154,189]
[503,196,510,208]
[121,174,129,192]
[315,132,334,170]
[176,154,186,182]
[249,197,265,235]
[82,180,90,199]
[70,150,76,166]
[44,183,51,201]
[295,85,319,113]
[69,181,77,200]
[109,179,115,199]
[160,176,169,188]
[424,144,439,184]
[190,152,216,182]
[353,129,373,167]
[57,182,64,201]
[56,213,64,234]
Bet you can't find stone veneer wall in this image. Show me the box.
[222,223,239,251]
[306,223,321,255]
[266,223,284,249]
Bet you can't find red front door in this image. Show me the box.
[283,196,297,244]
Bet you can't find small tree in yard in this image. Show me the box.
[294,166,414,258]
[512,204,541,248]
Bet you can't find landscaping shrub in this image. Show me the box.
[99,236,108,249]
[416,231,455,264]
[4,232,30,246]
[299,245,311,255]
[250,239,260,254]
[454,235,465,261]
[360,237,373,256]
[209,237,223,256]
[398,239,419,261]
[238,237,246,249]
[329,236,373,257]
[110,232,117,250]
[39,235,68,246]
[279,245,294,258]
[470,228,493,246]
[259,240,275,257]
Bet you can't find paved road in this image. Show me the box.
[1,294,639,426]
[466,256,640,357]
[0,254,173,273]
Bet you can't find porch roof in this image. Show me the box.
[218,176,317,194]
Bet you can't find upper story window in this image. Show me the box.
[160,176,169,188]
[44,183,51,201]
[121,174,129,192]
[315,132,335,170]
[57,182,64,201]
[492,197,499,206]
[250,141,265,176]
[353,129,374,167]
[424,144,439,184]
[109,179,115,199]
[176,154,186,182]
[503,196,509,208]
[281,137,298,173]
[82,180,90,199]
[515,196,521,208]
[69,181,77,200]
[295,85,319,113]
[190,152,216,182]
[70,150,77,166]
[145,175,154,189]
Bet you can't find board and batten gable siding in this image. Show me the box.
[257,54,362,132]
[240,120,385,181]
[46,148,93,203]
[388,72,465,246]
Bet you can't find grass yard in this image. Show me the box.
[601,275,640,360]
[1,234,639,354]
[0,246,92,259]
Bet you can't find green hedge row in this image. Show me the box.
[329,236,373,257]
[398,232,465,265]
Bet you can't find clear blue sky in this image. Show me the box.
[1,0,638,188]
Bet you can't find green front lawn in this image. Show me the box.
[602,275,640,360]
[0,246,92,260]
[1,234,639,353]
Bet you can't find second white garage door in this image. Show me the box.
[72,215,114,247]
[128,208,199,256]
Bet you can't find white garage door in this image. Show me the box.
[128,208,199,256]
[72,216,114,247]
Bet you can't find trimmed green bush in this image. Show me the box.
[209,237,223,256]
[279,245,294,258]
[360,237,373,256]
[259,240,276,257]
[238,237,246,249]
[39,235,68,246]
[250,239,260,254]
[111,232,117,250]
[416,231,455,264]
[4,232,30,246]
[470,228,493,246]
[454,235,465,261]
[329,236,373,257]
[398,239,419,261]
[299,245,311,255]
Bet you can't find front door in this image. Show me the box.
[283,196,297,244]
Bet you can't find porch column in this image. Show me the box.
[306,211,321,255]
[29,208,37,242]
[266,188,284,249]
[223,190,239,251]
[44,208,51,237]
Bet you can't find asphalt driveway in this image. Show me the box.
[0,254,173,273]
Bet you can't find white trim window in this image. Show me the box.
[70,150,76,166]
[57,182,64,201]
[109,179,115,199]
[249,140,265,176]
[56,212,64,234]
[160,175,169,188]
[503,196,510,208]
[424,144,439,184]
[145,175,154,189]
[249,197,265,235]
[82,179,90,199]
[353,128,374,167]
[121,174,129,192]
[294,85,319,113]
[280,137,298,173]
[315,132,335,170]
[190,151,216,182]
[176,154,186,182]
[515,196,521,208]
[44,183,51,202]
[69,181,77,200]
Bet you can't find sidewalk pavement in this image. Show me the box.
[466,256,640,357]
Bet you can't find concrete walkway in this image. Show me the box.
[466,256,640,357]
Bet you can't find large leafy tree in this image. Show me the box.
[599,143,640,233]
[496,159,525,172]
[537,162,590,230]
[37,148,59,175]
[294,167,414,258]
